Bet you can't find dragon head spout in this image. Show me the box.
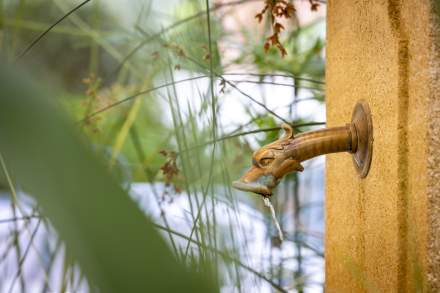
[232,123,304,196]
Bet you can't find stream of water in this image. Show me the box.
[263,197,284,242]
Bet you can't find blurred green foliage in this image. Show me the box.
[0,0,326,291]
[0,61,217,292]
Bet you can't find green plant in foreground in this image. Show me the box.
[0,61,217,293]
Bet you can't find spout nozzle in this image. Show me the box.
[232,172,279,196]
[232,180,273,196]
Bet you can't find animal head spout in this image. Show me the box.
[232,123,304,196]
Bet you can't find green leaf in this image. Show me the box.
[0,61,217,293]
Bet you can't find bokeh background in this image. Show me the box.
[0,0,326,292]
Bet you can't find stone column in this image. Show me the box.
[325,1,440,292]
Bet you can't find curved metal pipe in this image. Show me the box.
[232,100,373,196]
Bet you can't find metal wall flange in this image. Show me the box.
[351,100,373,178]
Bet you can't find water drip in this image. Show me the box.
[263,197,283,242]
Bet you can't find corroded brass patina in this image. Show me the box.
[232,100,373,196]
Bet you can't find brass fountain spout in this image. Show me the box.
[232,100,373,196]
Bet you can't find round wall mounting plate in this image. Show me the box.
[351,100,373,178]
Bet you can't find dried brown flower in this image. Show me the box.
[219,79,226,94]
[255,0,320,57]
[159,150,182,193]
[309,0,320,11]
[255,0,296,57]
[82,74,103,133]
[151,51,160,59]
[163,43,186,58]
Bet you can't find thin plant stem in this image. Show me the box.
[180,122,325,153]
[15,0,91,60]
[153,223,289,293]
[8,219,42,293]
[78,75,208,124]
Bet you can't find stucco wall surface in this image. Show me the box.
[325,0,440,292]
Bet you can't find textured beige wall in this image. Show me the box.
[325,0,440,292]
